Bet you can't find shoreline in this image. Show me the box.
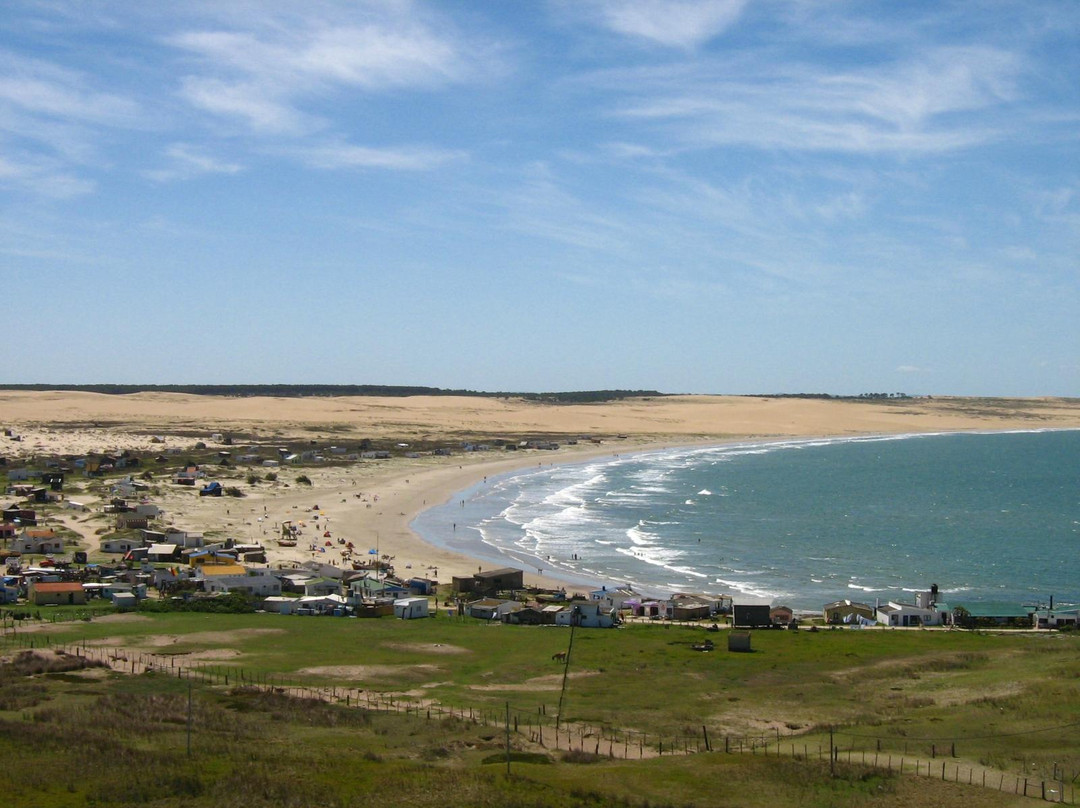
[5,391,1080,599]
[406,427,1080,603]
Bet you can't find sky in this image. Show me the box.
[1,1,1077,396]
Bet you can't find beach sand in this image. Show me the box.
[4,391,1079,592]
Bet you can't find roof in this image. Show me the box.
[474,567,523,579]
[824,599,872,610]
[148,543,178,554]
[954,601,1030,619]
[31,582,83,593]
[198,564,248,576]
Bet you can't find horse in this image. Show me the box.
[552,651,567,662]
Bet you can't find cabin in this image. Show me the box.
[823,599,874,624]
[28,581,85,606]
[393,597,430,620]
[875,601,940,627]
[770,605,794,626]
[732,602,772,628]
[554,602,617,628]
[14,528,64,555]
[1031,608,1079,629]
[452,567,524,596]
[952,601,1031,627]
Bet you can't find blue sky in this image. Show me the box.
[2,1,1077,395]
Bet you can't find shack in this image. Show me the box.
[393,597,430,620]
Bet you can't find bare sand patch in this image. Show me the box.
[383,642,470,655]
[298,664,444,678]
[467,671,600,691]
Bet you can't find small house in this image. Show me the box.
[770,606,794,626]
[732,602,772,628]
[823,599,874,624]
[28,581,86,606]
[393,597,430,619]
[14,528,64,555]
[554,602,617,628]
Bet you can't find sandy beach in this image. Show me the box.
[3,391,1080,592]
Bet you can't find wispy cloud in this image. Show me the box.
[603,46,1022,154]
[144,142,244,182]
[293,141,466,171]
[168,11,484,134]
[565,0,747,49]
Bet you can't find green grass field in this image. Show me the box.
[2,612,1077,807]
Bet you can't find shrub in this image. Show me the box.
[265,472,278,482]
[224,486,245,498]
[295,475,312,486]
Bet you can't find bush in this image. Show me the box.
[224,486,245,498]
[246,473,260,485]
[265,472,278,482]
[295,474,312,486]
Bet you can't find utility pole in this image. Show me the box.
[555,606,580,730]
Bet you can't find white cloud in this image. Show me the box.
[294,141,465,171]
[168,12,481,134]
[896,365,930,374]
[606,46,1022,154]
[144,142,244,182]
[570,0,747,49]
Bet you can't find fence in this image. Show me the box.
[1,630,1074,803]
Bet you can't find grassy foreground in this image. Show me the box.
[2,612,1077,807]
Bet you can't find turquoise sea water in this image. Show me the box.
[411,430,1080,610]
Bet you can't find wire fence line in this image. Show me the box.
[2,631,1075,803]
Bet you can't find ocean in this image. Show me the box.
[411,430,1080,610]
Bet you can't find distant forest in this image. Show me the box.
[0,384,666,404]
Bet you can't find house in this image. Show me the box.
[406,577,438,596]
[198,565,281,597]
[303,577,342,597]
[101,537,142,554]
[589,586,638,610]
[14,528,64,555]
[348,575,407,600]
[504,605,547,625]
[1031,608,1080,629]
[554,602,617,628]
[452,567,524,596]
[134,503,162,518]
[28,581,86,606]
[115,513,149,530]
[876,601,939,627]
[0,522,16,540]
[146,543,181,563]
[770,606,794,625]
[665,593,716,621]
[261,596,297,615]
[465,598,518,620]
[2,506,36,525]
[732,601,772,628]
[824,599,875,624]
[952,601,1031,627]
[185,549,239,567]
[393,597,430,619]
[293,593,349,615]
[112,592,138,611]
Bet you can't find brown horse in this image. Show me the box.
[552,651,567,662]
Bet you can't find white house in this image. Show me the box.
[394,597,430,619]
[588,586,638,610]
[14,530,64,555]
[198,566,281,597]
[554,602,617,628]
[101,537,141,554]
[876,600,941,627]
